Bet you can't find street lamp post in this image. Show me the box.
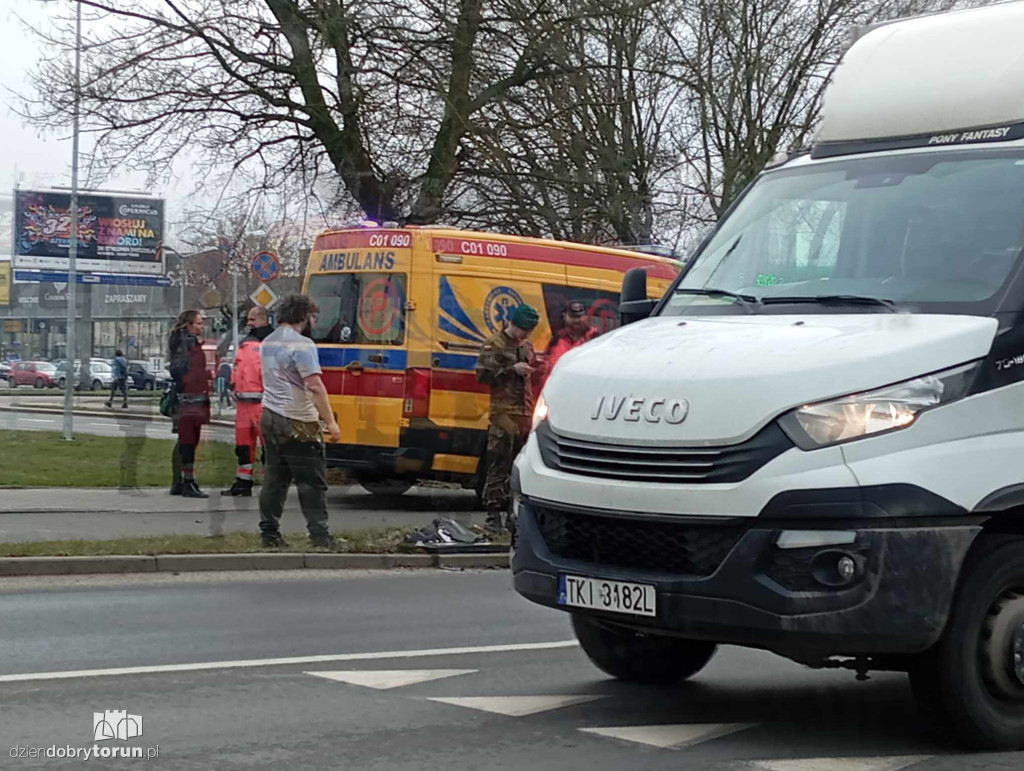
[62,0,82,442]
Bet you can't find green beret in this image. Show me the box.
[510,304,540,331]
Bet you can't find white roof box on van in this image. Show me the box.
[813,3,1024,158]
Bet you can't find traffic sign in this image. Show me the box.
[251,251,280,282]
[250,283,279,308]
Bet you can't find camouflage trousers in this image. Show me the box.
[482,414,529,513]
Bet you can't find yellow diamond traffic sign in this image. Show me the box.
[250,283,279,308]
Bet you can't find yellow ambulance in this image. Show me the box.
[302,226,679,498]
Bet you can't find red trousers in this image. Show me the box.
[234,401,263,465]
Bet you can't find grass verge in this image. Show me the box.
[0,430,240,488]
[0,529,420,557]
[0,531,511,558]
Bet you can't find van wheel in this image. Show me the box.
[908,536,1024,750]
[571,613,717,685]
[360,479,413,497]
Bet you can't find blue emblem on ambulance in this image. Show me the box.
[483,286,524,334]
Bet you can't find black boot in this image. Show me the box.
[484,510,506,536]
[182,480,209,499]
[261,532,288,549]
[220,479,253,497]
[309,533,338,550]
[169,480,183,496]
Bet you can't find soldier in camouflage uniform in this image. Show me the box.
[475,304,540,534]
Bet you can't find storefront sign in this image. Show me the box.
[0,262,9,306]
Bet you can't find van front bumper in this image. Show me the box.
[511,494,980,657]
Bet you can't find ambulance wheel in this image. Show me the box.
[360,478,412,497]
[571,613,717,685]
[908,536,1024,750]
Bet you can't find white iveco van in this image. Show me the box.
[512,4,1024,751]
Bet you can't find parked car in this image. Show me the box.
[0,361,11,382]
[54,361,115,391]
[127,360,164,391]
[9,361,58,389]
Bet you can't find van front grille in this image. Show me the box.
[535,506,746,576]
[535,420,792,484]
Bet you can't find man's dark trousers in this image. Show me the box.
[107,377,128,406]
[258,409,329,537]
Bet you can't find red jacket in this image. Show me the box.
[232,336,263,397]
[538,326,599,391]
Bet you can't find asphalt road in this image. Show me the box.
[0,408,234,443]
[1,570,1019,770]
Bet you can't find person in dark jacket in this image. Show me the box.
[168,309,211,498]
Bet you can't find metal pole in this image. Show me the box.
[179,272,185,314]
[231,262,238,360]
[62,0,81,442]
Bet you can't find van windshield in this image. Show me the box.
[666,149,1024,317]
[308,272,407,346]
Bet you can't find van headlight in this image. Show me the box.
[531,395,549,433]
[778,362,980,450]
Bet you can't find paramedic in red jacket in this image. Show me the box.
[222,306,273,496]
[540,300,598,389]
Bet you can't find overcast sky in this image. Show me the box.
[0,1,191,224]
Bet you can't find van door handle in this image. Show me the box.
[367,354,385,364]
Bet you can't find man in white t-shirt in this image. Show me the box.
[258,294,342,549]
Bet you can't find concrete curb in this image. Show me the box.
[0,405,235,428]
[0,551,508,577]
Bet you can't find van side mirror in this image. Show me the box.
[619,267,656,325]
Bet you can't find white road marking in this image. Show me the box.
[0,640,577,683]
[749,758,931,771]
[579,723,755,749]
[427,694,603,716]
[305,669,477,690]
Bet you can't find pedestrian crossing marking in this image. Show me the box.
[427,694,604,716]
[304,669,477,690]
[579,723,755,749]
[749,757,931,771]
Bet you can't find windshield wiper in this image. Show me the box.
[674,287,761,314]
[760,294,897,312]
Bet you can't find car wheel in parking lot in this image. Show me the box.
[92,379,102,391]
[34,378,44,389]
[144,380,154,391]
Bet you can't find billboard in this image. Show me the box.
[0,263,8,305]
[13,189,164,275]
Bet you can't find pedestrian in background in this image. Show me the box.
[258,294,342,549]
[222,305,272,497]
[216,358,233,413]
[106,349,129,409]
[168,309,211,498]
[475,303,539,535]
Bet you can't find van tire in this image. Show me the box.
[360,479,413,497]
[908,536,1024,750]
[571,613,717,685]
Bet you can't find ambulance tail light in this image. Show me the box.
[404,368,431,418]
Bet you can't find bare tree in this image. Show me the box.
[23,0,593,223]
[665,0,969,221]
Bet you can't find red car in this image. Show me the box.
[9,361,58,389]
